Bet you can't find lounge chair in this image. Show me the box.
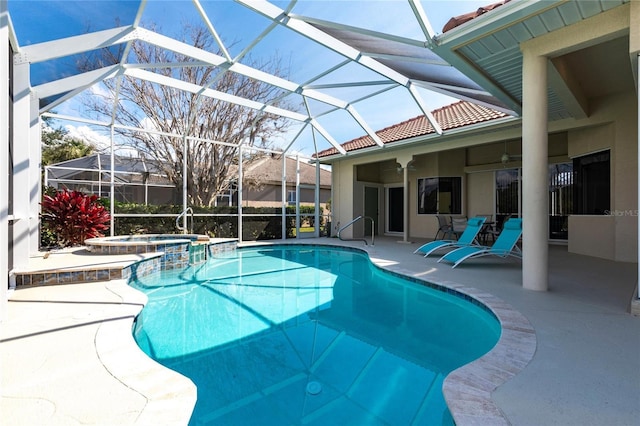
[414,217,486,257]
[437,218,522,268]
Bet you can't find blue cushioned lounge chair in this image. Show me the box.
[438,218,522,268]
[413,217,486,257]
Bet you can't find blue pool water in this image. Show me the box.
[131,245,500,425]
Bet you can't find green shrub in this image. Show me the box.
[41,189,110,247]
[106,202,324,240]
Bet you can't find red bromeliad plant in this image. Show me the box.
[41,189,111,247]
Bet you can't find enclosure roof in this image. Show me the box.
[8,0,635,158]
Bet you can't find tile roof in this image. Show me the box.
[441,0,511,33]
[315,100,510,158]
[243,155,331,186]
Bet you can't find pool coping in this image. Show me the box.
[97,279,198,424]
[238,242,537,425]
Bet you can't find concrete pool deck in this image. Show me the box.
[1,237,639,425]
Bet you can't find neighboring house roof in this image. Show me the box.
[442,0,511,33]
[242,155,331,187]
[46,153,172,185]
[47,152,331,188]
[316,101,509,158]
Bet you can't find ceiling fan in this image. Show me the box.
[501,141,521,164]
[381,161,417,174]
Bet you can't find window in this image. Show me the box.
[287,190,296,204]
[549,163,573,239]
[573,151,610,214]
[496,169,519,217]
[417,177,462,214]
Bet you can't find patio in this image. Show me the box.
[1,237,638,425]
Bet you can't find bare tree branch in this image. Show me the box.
[80,23,297,206]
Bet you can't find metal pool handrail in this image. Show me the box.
[337,215,374,246]
[176,207,194,234]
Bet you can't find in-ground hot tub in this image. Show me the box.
[85,234,212,270]
[85,234,210,255]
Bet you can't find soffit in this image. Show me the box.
[445,0,631,121]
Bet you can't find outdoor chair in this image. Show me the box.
[483,214,512,243]
[414,216,486,257]
[450,217,468,240]
[475,214,494,244]
[433,215,452,240]
[437,218,523,268]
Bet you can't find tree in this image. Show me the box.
[41,117,95,166]
[82,23,296,207]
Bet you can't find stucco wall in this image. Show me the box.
[567,92,638,261]
[467,172,495,219]
[569,215,616,259]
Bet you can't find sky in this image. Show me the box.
[8,0,494,157]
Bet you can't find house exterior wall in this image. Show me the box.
[329,120,523,239]
[567,92,638,261]
[466,172,494,219]
[329,89,637,261]
[331,162,355,239]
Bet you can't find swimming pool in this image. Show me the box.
[131,245,501,425]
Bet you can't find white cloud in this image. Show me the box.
[63,124,139,157]
[64,124,111,150]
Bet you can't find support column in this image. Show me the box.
[295,155,300,237]
[238,146,243,243]
[11,61,31,269]
[522,51,549,291]
[110,125,115,236]
[28,97,40,253]
[403,165,410,243]
[281,154,286,240]
[397,155,413,244]
[314,159,320,238]
[181,136,188,234]
[1,1,10,320]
